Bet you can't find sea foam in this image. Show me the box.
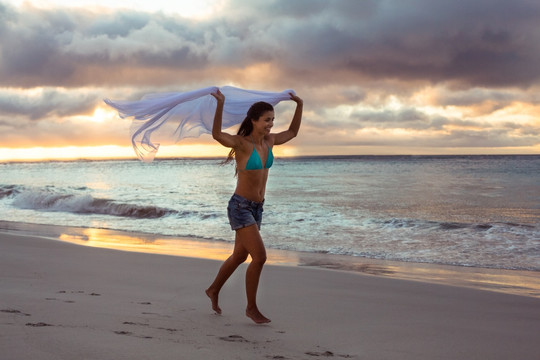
[10,187,176,219]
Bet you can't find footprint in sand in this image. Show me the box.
[45,297,75,303]
[123,321,149,327]
[114,330,153,339]
[114,330,132,335]
[219,335,249,343]
[50,290,100,303]
[57,290,100,296]
[141,312,172,318]
[121,321,178,334]
[305,351,354,358]
[1,309,31,317]
[26,322,53,327]
[157,327,178,333]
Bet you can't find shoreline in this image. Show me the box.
[1,220,539,299]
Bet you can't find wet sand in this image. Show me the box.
[2,220,540,298]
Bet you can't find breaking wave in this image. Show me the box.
[2,185,177,219]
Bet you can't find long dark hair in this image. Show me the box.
[223,101,274,165]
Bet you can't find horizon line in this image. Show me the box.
[2,153,540,164]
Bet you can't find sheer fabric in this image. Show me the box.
[104,86,295,162]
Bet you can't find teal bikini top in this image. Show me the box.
[245,136,273,170]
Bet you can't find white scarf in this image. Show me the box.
[104,86,295,162]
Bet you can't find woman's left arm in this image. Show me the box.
[273,93,303,145]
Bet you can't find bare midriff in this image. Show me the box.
[234,169,269,203]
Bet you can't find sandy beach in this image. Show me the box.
[2,228,540,359]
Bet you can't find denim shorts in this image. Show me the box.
[227,194,264,230]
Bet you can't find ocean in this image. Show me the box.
[1,155,539,272]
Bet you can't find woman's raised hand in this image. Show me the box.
[289,93,303,104]
[211,89,225,104]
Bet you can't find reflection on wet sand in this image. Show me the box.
[298,259,396,276]
[58,227,302,265]
[1,220,539,299]
[296,253,540,298]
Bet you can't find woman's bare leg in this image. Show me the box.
[206,237,248,314]
[236,225,271,324]
[206,224,270,323]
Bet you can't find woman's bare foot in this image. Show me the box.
[246,307,271,324]
[205,288,221,315]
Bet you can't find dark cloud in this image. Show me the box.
[433,89,518,108]
[87,11,151,38]
[353,108,434,130]
[429,129,540,148]
[297,125,540,149]
[297,101,540,149]
[0,113,130,147]
[224,0,540,87]
[0,5,210,86]
[1,0,539,88]
[0,89,100,119]
[310,107,483,132]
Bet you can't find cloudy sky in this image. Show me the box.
[1,0,539,160]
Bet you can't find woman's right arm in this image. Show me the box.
[211,90,240,148]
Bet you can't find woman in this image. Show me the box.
[206,89,303,324]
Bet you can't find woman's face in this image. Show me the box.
[252,110,274,135]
